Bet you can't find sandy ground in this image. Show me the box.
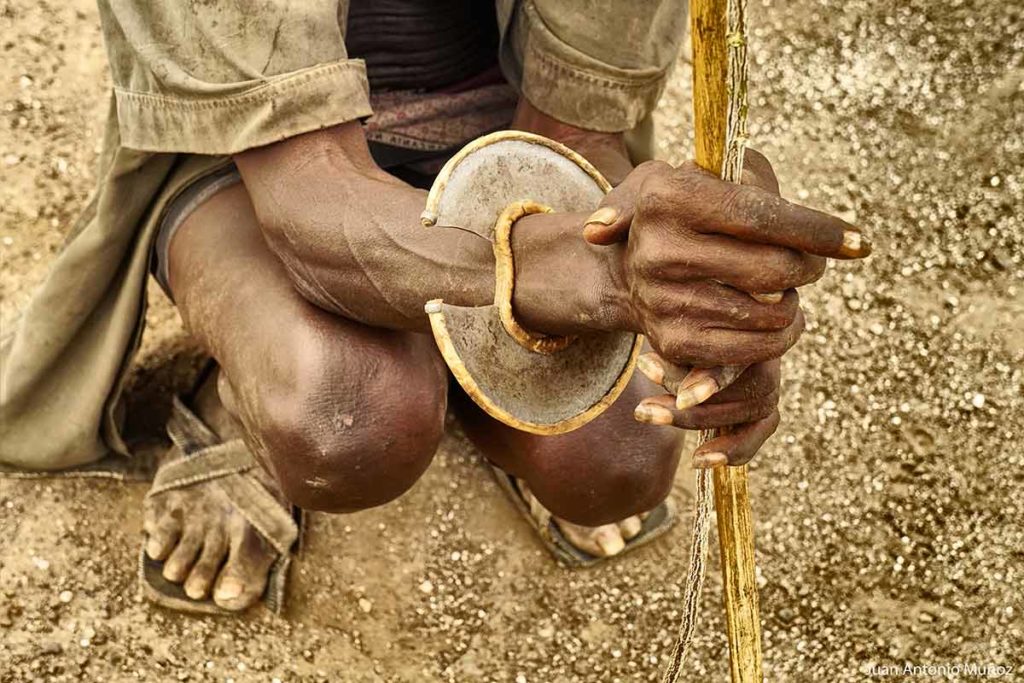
[1,0,1022,681]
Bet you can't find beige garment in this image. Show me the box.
[0,0,686,470]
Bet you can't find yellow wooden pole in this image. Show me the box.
[690,0,764,680]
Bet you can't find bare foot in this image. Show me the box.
[143,369,281,611]
[517,479,645,558]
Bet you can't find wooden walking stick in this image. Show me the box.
[663,0,764,681]
[692,0,764,680]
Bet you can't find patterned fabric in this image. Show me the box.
[366,81,517,152]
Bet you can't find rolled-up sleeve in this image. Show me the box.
[499,0,687,132]
[99,0,372,155]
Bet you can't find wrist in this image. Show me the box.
[511,97,634,186]
[510,211,634,336]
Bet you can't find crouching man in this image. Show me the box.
[0,0,869,613]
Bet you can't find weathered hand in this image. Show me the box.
[633,352,781,467]
[585,151,869,367]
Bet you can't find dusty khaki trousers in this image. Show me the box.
[0,0,686,469]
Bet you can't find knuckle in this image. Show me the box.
[634,182,666,219]
[718,183,749,218]
[762,297,799,330]
[638,173,680,213]
[651,325,695,366]
[749,390,780,419]
[635,159,673,177]
[744,148,771,168]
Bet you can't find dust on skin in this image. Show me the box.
[1,0,1022,680]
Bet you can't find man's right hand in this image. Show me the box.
[582,152,870,368]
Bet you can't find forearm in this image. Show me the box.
[234,122,625,334]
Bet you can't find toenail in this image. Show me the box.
[163,564,185,582]
[145,538,164,559]
[621,517,643,538]
[215,577,243,601]
[185,581,207,600]
[596,531,626,557]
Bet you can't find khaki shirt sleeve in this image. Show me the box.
[498,0,687,132]
[99,0,372,155]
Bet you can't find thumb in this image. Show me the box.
[585,166,638,244]
[582,159,672,245]
[582,181,638,245]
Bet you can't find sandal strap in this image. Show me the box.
[167,396,222,454]
[149,440,256,495]
[214,473,299,556]
[152,394,298,556]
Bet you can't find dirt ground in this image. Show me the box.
[1,0,1022,681]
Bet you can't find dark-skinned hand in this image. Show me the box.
[580,150,871,466]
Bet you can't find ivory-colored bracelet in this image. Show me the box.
[492,200,577,354]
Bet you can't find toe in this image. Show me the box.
[618,515,643,541]
[162,526,203,583]
[556,520,627,558]
[144,507,182,561]
[184,530,228,601]
[213,526,276,611]
[592,526,627,557]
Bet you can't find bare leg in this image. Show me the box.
[453,370,683,557]
[145,182,448,610]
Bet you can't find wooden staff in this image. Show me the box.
[690,0,764,680]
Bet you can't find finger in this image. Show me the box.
[652,281,801,333]
[634,390,778,430]
[699,234,828,293]
[691,410,781,468]
[636,353,752,408]
[697,180,872,259]
[635,352,691,392]
[750,292,784,304]
[660,308,805,366]
[583,160,672,244]
[673,365,747,410]
[636,353,752,412]
[705,359,781,405]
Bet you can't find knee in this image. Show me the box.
[529,426,682,527]
[251,333,448,513]
[269,410,444,513]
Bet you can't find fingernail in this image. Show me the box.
[634,403,674,426]
[595,530,626,557]
[840,229,872,258]
[675,377,718,410]
[636,354,665,385]
[584,206,618,227]
[750,291,784,304]
[215,577,243,601]
[692,452,729,469]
